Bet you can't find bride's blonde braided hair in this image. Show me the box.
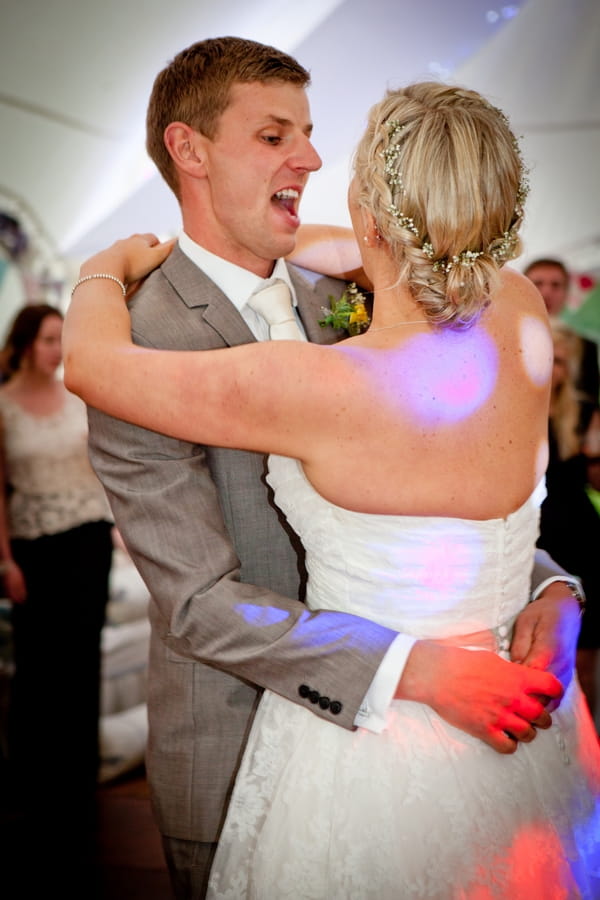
[353,82,528,329]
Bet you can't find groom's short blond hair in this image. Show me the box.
[146,36,311,198]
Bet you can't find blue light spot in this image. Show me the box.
[234,604,291,627]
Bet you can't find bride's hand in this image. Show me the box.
[79,233,176,290]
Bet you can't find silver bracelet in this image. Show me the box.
[71,273,127,298]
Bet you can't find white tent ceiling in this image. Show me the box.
[1,0,599,321]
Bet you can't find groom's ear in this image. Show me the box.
[164,122,208,179]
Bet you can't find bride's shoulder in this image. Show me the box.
[497,265,547,315]
[487,268,552,384]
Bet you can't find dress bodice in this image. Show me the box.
[267,454,545,641]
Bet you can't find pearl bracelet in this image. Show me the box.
[71,273,127,298]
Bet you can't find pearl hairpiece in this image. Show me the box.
[381,110,529,272]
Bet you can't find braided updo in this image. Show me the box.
[353,82,527,329]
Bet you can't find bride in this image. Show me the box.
[63,82,600,897]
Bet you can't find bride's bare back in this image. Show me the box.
[300,269,551,520]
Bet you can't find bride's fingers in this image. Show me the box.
[79,234,176,297]
[138,232,160,245]
[147,237,177,270]
[120,232,160,246]
[119,235,176,284]
[139,235,177,261]
[159,237,177,253]
[131,233,175,251]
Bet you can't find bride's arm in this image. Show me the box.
[287,224,371,290]
[62,235,340,458]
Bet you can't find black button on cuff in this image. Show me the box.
[298,684,342,716]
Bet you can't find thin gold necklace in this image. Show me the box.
[369,319,428,333]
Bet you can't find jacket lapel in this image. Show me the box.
[160,245,256,347]
[159,246,343,348]
[289,266,343,346]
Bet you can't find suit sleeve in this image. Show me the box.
[87,399,396,732]
[530,547,570,592]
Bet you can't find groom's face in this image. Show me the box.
[196,80,322,277]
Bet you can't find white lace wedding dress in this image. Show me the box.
[208,455,600,899]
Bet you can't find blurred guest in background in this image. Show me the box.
[583,406,600,501]
[524,257,599,436]
[538,318,600,726]
[0,304,113,879]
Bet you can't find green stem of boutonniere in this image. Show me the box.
[318,283,371,336]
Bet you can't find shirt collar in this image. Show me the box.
[178,231,297,313]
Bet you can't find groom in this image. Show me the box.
[86,37,583,897]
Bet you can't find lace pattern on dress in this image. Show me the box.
[207,455,600,899]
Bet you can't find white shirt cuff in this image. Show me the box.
[530,574,583,604]
[353,633,418,733]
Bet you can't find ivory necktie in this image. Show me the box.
[247,280,304,341]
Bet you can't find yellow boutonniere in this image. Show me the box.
[318,283,371,336]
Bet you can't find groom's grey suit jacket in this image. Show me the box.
[87,246,394,842]
[87,245,565,844]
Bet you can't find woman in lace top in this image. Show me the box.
[0,303,113,867]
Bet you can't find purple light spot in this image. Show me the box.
[234,604,290,627]
[418,533,482,607]
[390,328,498,425]
[400,524,484,612]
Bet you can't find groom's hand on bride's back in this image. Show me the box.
[509,582,581,712]
[397,640,563,755]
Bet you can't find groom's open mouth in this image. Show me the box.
[272,187,301,226]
